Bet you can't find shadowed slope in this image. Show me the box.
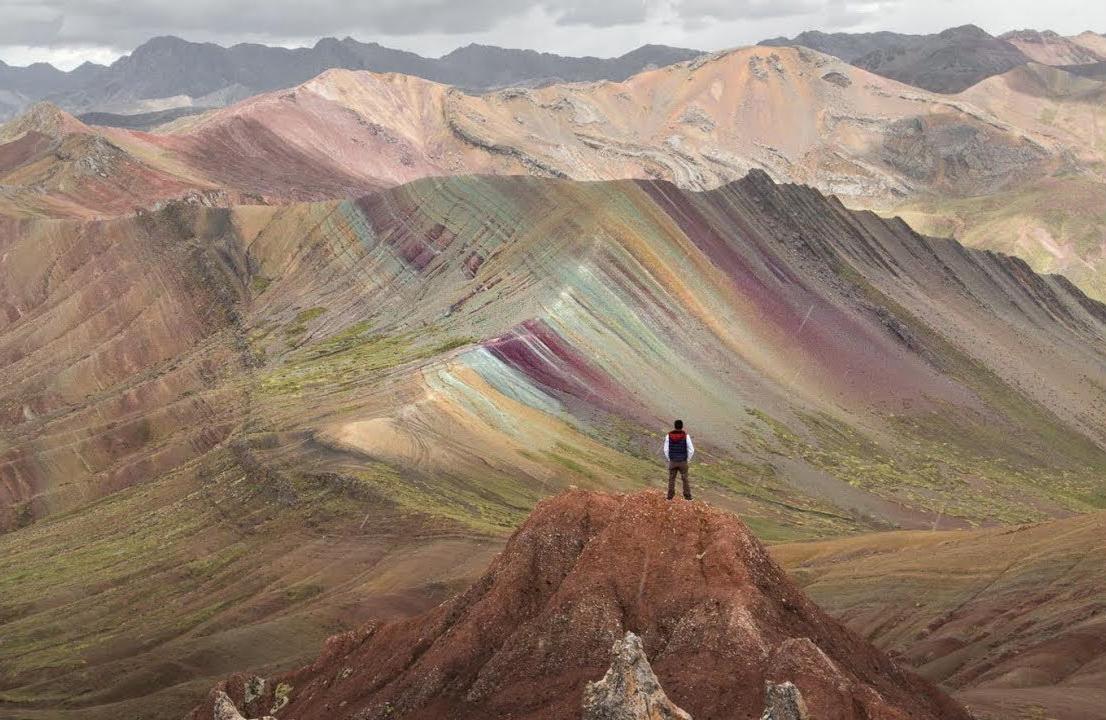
[760,25,1031,93]
[191,490,971,720]
[773,510,1106,720]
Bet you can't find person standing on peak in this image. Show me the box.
[663,420,695,500]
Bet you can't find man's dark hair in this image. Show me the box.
[674,419,683,430]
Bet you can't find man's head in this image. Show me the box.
[674,419,683,430]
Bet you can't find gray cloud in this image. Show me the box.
[552,0,652,27]
[673,0,824,21]
[0,0,663,52]
[0,0,1104,69]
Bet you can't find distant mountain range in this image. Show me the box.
[0,36,703,122]
[4,27,1104,124]
[761,25,1106,93]
[759,24,1033,92]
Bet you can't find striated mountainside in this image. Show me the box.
[774,509,1106,720]
[2,173,1106,718]
[999,29,1106,66]
[759,25,1031,93]
[0,103,234,218]
[0,36,702,122]
[189,490,971,720]
[1061,60,1106,82]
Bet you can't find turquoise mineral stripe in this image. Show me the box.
[420,351,566,440]
[337,199,380,251]
[456,347,566,419]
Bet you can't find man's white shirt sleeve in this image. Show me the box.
[687,435,695,459]
[662,436,670,460]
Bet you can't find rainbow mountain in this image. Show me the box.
[2,170,1106,717]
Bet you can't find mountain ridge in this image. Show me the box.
[1000,28,1106,65]
[0,36,703,121]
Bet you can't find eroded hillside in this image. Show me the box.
[774,509,1106,720]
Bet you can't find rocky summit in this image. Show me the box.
[189,491,970,720]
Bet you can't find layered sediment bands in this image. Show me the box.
[0,106,218,219]
[205,172,1106,525]
[3,173,1106,717]
[6,46,1106,306]
[0,203,250,529]
[6,44,1106,306]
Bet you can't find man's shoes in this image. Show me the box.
[684,494,693,501]
[666,493,675,501]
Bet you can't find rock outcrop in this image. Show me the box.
[760,682,809,720]
[211,690,274,720]
[190,491,971,720]
[582,633,692,720]
[582,633,814,720]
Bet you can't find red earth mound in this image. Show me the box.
[190,490,969,720]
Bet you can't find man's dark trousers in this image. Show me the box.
[667,461,690,499]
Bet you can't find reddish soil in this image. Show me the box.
[192,491,969,720]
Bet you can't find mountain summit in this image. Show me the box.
[191,490,970,720]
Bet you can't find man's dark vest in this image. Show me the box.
[668,430,688,461]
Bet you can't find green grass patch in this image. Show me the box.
[339,462,530,534]
[259,321,475,397]
[282,306,329,340]
[284,583,324,604]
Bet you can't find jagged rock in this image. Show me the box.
[243,677,265,706]
[760,682,810,720]
[582,632,691,720]
[212,690,276,720]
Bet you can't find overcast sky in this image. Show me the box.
[1,0,1104,70]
